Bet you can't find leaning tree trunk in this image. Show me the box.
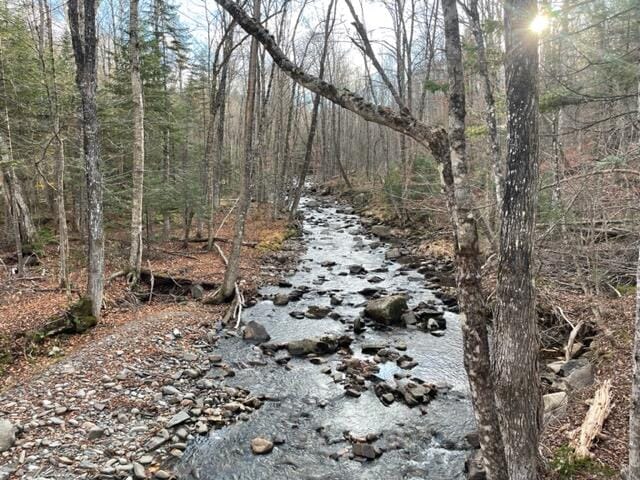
[629,245,640,479]
[68,0,104,319]
[129,0,145,282]
[213,0,260,303]
[491,0,542,477]
[441,0,508,477]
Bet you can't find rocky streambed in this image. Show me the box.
[176,197,478,480]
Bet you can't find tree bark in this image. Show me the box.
[68,0,104,318]
[129,0,145,281]
[441,0,508,477]
[213,0,260,302]
[629,246,640,479]
[491,0,542,476]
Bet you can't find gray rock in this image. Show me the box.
[465,449,486,480]
[88,426,105,440]
[132,462,146,479]
[353,317,365,334]
[349,265,366,275]
[370,225,392,239]
[273,293,289,306]
[162,386,181,396]
[352,443,380,460]
[243,321,271,345]
[305,305,331,319]
[364,295,408,324]
[167,411,191,428]
[190,284,204,299]
[560,362,594,391]
[385,248,402,260]
[251,437,274,454]
[543,391,568,423]
[0,420,15,453]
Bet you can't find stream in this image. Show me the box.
[176,197,476,480]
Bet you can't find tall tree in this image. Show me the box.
[629,245,640,479]
[129,0,145,281]
[441,0,507,476]
[68,0,104,318]
[490,0,542,476]
[211,0,260,303]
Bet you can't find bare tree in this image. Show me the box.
[129,0,145,282]
[68,0,105,318]
[490,0,542,476]
[210,0,261,304]
[629,245,640,479]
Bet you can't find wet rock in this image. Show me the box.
[278,279,293,288]
[385,248,402,260]
[465,449,486,480]
[359,287,381,298]
[273,293,289,306]
[349,265,366,275]
[353,317,365,334]
[243,321,271,345]
[287,335,352,356]
[305,305,331,319]
[367,276,384,283]
[330,294,343,306]
[321,260,337,267]
[361,342,388,355]
[364,295,408,324]
[0,420,15,453]
[288,289,304,302]
[289,311,305,319]
[275,350,291,365]
[251,437,274,454]
[352,443,381,460]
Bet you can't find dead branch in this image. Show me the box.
[572,380,612,458]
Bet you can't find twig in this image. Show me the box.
[215,197,240,237]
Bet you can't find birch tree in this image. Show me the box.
[129,0,145,281]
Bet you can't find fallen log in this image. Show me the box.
[176,236,258,247]
[137,269,218,291]
[572,380,612,458]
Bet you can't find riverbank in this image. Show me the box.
[0,206,302,479]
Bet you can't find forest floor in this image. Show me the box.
[0,204,300,479]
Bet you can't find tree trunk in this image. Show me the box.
[629,246,640,479]
[441,0,508,477]
[68,0,104,319]
[213,0,260,302]
[129,0,145,281]
[491,0,542,476]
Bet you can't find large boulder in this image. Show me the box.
[243,321,271,345]
[0,420,15,453]
[287,335,352,356]
[364,295,408,324]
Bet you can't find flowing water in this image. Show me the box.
[177,198,475,480]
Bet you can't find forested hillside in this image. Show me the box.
[0,0,638,478]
